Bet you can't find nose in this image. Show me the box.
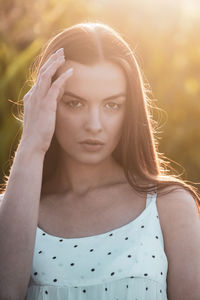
[83,106,103,134]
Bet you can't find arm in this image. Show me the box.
[0,47,73,300]
[157,188,200,300]
[0,141,45,300]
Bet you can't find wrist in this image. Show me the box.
[18,138,46,160]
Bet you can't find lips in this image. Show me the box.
[80,139,104,145]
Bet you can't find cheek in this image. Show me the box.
[55,109,81,141]
[107,112,125,137]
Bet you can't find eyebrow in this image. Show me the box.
[63,91,126,101]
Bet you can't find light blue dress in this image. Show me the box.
[24,192,168,299]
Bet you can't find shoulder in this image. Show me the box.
[0,192,5,202]
[156,185,200,247]
[0,192,6,208]
[156,185,199,232]
[156,185,200,299]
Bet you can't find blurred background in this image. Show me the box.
[0,0,200,189]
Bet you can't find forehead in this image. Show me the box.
[57,60,127,99]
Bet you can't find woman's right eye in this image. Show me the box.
[64,100,83,109]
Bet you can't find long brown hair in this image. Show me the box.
[2,21,200,214]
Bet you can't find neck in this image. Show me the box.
[52,153,126,196]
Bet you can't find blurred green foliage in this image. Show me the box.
[0,0,200,187]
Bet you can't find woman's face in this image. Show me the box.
[54,60,127,164]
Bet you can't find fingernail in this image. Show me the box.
[60,68,74,80]
[65,68,74,74]
[55,48,64,54]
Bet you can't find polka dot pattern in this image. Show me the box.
[25,192,168,300]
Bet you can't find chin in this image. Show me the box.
[70,151,111,165]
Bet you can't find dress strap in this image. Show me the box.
[145,192,157,208]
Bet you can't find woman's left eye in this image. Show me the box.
[105,103,121,110]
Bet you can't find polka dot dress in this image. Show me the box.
[25,192,168,300]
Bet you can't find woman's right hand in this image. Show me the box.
[21,48,73,154]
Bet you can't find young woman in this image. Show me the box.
[0,22,200,300]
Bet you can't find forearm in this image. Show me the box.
[0,141,45,300]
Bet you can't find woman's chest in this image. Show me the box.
[38,186,147,239]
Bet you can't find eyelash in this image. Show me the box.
[64,100,122,110]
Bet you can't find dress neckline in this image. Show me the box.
[37,192,156,241]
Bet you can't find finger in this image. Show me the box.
[37,55,66,97]
[23,84,36,102]
[29,84,36,94]
[37,48,65,82]
[45,68,74,103]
